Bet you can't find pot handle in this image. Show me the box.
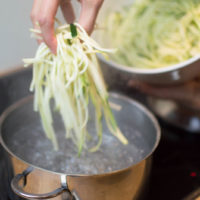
[11,167,75,199]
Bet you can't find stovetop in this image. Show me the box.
[149,122,200,200]
[0,68,200,200]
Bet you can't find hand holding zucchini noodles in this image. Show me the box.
[23,23,128,155]
[103,0,200,69]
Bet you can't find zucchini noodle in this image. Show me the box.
[23,23,128,155]
[102,0,200,69]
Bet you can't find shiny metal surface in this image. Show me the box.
[98,55,200,85]
[0,92,160,200]
[94,0,200,85]
[11,167,71,199]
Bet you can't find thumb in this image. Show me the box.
[78,0,103,34]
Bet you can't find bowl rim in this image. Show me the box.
[98,53,200,75]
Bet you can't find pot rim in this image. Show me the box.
[0,92,161,177]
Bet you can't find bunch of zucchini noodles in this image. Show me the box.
[103,0,200,69]
[23,23,128,155]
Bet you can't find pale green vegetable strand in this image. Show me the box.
[102,0,200,69]
[23,23,128,155]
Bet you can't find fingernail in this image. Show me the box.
[51,40,57,55]
[51,48,57,55]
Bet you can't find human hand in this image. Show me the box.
[128,77,200,109]
[31,0,104,54]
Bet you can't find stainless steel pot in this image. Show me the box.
[0,93,160,200]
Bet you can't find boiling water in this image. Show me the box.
[7,121,146,175]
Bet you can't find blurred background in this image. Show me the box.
[0,1,37,71]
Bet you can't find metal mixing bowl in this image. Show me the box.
[94,0,200,85]
[98,54,200,85]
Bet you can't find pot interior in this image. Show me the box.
[0,93,160,175]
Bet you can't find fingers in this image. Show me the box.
[30,0,43,43]
[128,80,185,100]
[128,79,200,109]
[30,0,104,53]
[128,80,168,97]
[39,0,60,54]
[30,0,60,54]
[60,0,75,24]
[78,0,104,34]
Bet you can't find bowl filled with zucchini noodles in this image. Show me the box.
[95,0,200,85]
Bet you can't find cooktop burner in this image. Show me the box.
[0,68,200,200]
[148,121,200,200]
